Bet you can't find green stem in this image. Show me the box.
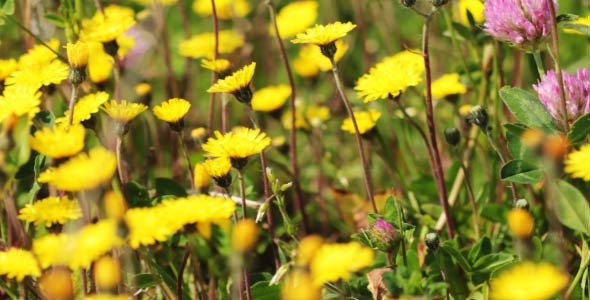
[546,0,569,132]
[442,9,474,86]
[531,51,545,79]
[483,128,518,202]
[178,131,195,191]
[237,169,247,219]
[68,84,79,126]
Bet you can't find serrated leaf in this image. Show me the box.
[554,180,590,235]
[568,113,590,144]
[500,160,543,184]
[499,86,557,133]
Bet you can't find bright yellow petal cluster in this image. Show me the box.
[38,147,117,191]
[507,209,534,238]
[305,104,331,127]
[18,196,82,227]
[207,62,256,94]
[564,15,590,35]
[103,100,148,122]
[194,162,212,188]
[180,30,244,59]
[272,1,318,39]
[202,127,271,159]
[17,39,60,68]
[153,98,191,123]
[29,123,85,158]
[84,295,128,300]
[291,22,356,45]
[455,0,484,26]
[490,262,568,300]
[0,83,42,123]
[116,33,136,59]
[66,41,90,68]
[81,5,136,43]
[134,0,177,5]
[565,144,590,181]
[309,242,374,286]
[125,195,235,248]
[5,59,69,88]
[231,219,259,252]
[201,58,231,73]
[203,157,232,179]
[282,270,321,300]
[192,0,250,19]
[431,73,467,99]
[355,50,424,102]
[87,42,114,83]
[341,109,381,134]
[0,58,17,81]
[0,248,41,281]
[251,85,291,112]
[56,92,110,124]
[32,234,69,268]
[293,40,349,77]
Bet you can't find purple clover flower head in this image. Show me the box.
[534,68,590,131]
[368,218,397,251]
[483,0,557,51]
[374,218,395,236]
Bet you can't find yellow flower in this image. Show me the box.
[564,15,590,35]
[38,268,74,300]
[32,234,69,268]
[507,209,534,238]
[179,30,244,59]
[355,50,425,102]
[6,59,69,89]
[272,1,318,39]
[194,162,212,189]
[191,127,207,140]
[38,147,117,191]
[18,196,82,227]
[293,40,349,77]
[0,248,41,281]
[490,262,568,300]
[282,108,309,130]
[310,242,374,286]
[135,82,152,96]
[296,235,324,266]
[282,270,321,300]
[565,144,590,181]
[124,206,177,248]
[207,62,256,103]
[103,100,148,123]
[116,33,136,59]
[94,256,120,290]
[68,220,122,269]
[56,92,110,124]
[251,85,291,112]
[135,0,177,5]
[104,190,127,220]
[84,294,128,300]
[291,21,357,46]
[202,127,271,167]
[87,42,114,83]
[431,73,467,99]
[455,0,484,26]
[0,58,17,81]
[305,104,331,127]
[232,219,259,252]
[0,83,42,123]
[18,39,60,68]
[81,5,135,43]
[203,157,233,187]
[29,123,85,159]
[66,41,90,68]
[153,98,191,123]
[192,0,250,20]
[341,109,381,134]
[201,58,231,73]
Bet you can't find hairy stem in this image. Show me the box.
[546,0,569,132]
[68,84,79,126]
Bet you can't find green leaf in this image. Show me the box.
[134,273,161,289]
[562,23,590,36]
[499,86,557,133]
[504,123,529,160]
[44,14,65,28]
[557,13,579,23]
[383,196,399,225]
[554,180,590,235]
[124,181,150,208]
[500,160,543,184]
[155,177,188,197]
[472,253,516,274]
[250,281,280,300]
[468,237,491,265]
[481,204,508,223]
[441,241,471,272]
[568,114,590,144]
[0,0,14,15]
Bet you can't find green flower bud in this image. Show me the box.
[401,0,416,7]
[444,127,461,146]
[425,232,440,251]
[432,0,448,7]
[467,105,489,128]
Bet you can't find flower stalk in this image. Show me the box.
[546,0,569,132]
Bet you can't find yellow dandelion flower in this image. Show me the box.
[0,58,17,81]
[292,40,350,77]
[179,30,244,59]
[87,42,114,83]
[38,147,117,191]
[232,219,259,252]
[56,92,110,124]
[565,144,590,181]
[490,262,568,300]
[431,73,467,99]
[282,270,321,300]
[0,248,41,281]
[272,1,318,39]
[33,234,69,268]
[202,127,271,168]
[296,235,324,266]
[135,82,152,96]
[135,0,177,5]
[194,162,212,189]
[201,58,231,73]
[68,219,122,269]
[66,41,90,68]
[38,268,74,300]
[125,206,178,248]
[81,5,135,43]
[251,84,291,112]
[207,62,256,104]
[281,108,309,130]
[355,50,425,102]
[5,59,69,89]
[0,83,42,123]
[18,39,60,68]
[84,294,128,300]
[116,33,136,59]
[94,256,121,290]
[191,127,207,140]
[341,109,381,135]
[29,123,85,159]
[564,15,590,35]
[18,196,82,227]
[203,157,233,187]
[163,195,236,226]
[153,98,191,123]
[507,209,534,238]
[455,0,484,26]
[192,0,250,20]
[291,21,356,46]
[104,190,127,220]
[103,100,148,123]
[310,242,374,286]
[305,104,330,127]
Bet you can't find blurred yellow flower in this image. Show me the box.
[431,73,467,99]
[296,235,324,266]
[66,41,90,68]
[310,242,374,286]
[116,33,136,59]
[203,157,232,187]
[0,248,41,281]
[56,91,110,124]
[81,5,135,43]
[6,59,69,89]
[291,22,356,46]
[153,98,191,123]
[565,144,590,181]
[87,42,114,83]
[180,30,244,59]
[282,270,321,300]
[38,147,117,191]
[202,127,271,166]
[564,15,590,35]
[125,206,177,248]
[94,256,121,290]
[355,50,424,102]
[201,58,231,73]
[0,83,42,123]
[507,209,534,238]
[272,1,318,39]
[293,40,349,77]
[135,82,152,96]
[455,0,484,26]
[104,190,127,220]
[103,100,148,123]
[305,104,331,127]
[38,268,74,300]
[193,0,250,19]
[135,0,178,5]
[194,162,212,188]
[341,109,381,135]
[251,84,291,112]
[18,39,60,68]
[33,234,69,268]
[18,196,82,227]
[490,262,568,300]
[29,123,85,159]
[0,58,17,81]
[84,294,128,300]
[232,219,259,252]
[282,108,309,130]
[68,219,122,269]
[207,62,256,103]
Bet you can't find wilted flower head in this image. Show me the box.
[533,68,590,131]
[483,0,557,51]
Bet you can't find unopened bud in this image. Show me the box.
[401,0,416,7]
[444,127,461,146]
[270,264,290,285]
[280,182,293,192]
[467,105,489,128]
[515,199,529,210]
[256,201,269,223]
[425,232,440,251]
[432,0,448,7]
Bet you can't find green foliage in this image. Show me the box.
[499,86,558,133]
[554,180,590,235]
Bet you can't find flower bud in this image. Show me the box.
[507,209,534,239]
[66,42,89,68]
[94,256,121,292]
[467,105,489,128]
[444,127,461,146]
[400,0,416,7]
[425,232,440,251]
[515,198,529,210]
[367,218,398,251]
[319,42,337,61]
[39,268,73,300]
[432,0,448,7]
[255,201,269,223]
[232,219,259,253]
